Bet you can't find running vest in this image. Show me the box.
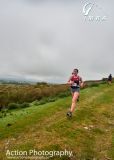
[71,75,80,89]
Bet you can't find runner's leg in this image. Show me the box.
[70,92,79,113]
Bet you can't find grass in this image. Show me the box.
[0,83,114,159]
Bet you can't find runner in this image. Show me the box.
[108,74,112,84]
[67,68,84,118]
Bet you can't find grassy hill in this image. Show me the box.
[0,83,114,159]
[0,83,69,109]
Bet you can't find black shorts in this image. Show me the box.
[71,87,80,93]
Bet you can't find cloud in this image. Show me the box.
[0,0,114,83]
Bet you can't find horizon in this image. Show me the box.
[0,74,112,84]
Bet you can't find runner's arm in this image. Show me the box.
[79,77,84,88]
[67,76,74,85]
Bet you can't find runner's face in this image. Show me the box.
[72,70,78,75]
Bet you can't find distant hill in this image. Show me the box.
[0,76,37,84]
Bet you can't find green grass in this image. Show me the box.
[109,130,114,159]
[0,83,114,159]
[0,97,71,139]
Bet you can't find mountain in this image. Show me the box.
[0,75,37,84]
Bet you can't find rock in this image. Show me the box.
[89,125,94,128]
[84,126,89,130]
[7,123,12,127]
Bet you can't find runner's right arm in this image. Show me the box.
[67,76,74,85]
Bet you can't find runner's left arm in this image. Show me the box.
[79,77,84,88]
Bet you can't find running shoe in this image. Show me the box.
[66,111,72,118]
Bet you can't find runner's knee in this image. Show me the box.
[72,98,76,104]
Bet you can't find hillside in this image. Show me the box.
[0,83,114,159]
[0,78,110,109]
[0,83,69,109]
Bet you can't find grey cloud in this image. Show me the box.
[0,0,114,83]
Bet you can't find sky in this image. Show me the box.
[0,0,114,83]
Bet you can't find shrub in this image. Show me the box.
[47,97,57,102]
[38,99,48,105]
[31,100,39,106]
[0,83,73,108]
[19,102,30,108]
[57,91,70,98]
[89,83,99,87]
[0,112,3,118]
[8,103,19,110]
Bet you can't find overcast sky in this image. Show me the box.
[0,0,114,83]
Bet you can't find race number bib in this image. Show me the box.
[72,83,77,87]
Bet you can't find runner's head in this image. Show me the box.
[72,68,78,75]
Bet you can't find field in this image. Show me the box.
[0,83,114,159]
[0,83,69,110]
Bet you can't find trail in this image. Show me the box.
[0,84,114,160]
